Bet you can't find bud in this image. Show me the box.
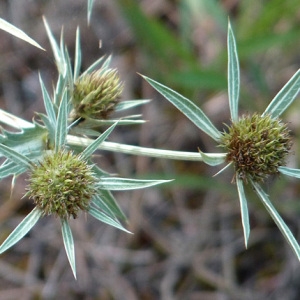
[220,113,292,183]
[72,68,123,120]
[26,150,97,219]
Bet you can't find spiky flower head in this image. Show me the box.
[26,150,97,219]
[220,113,292,183]
[72,68,123,120]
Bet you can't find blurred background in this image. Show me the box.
[1,0,300,299]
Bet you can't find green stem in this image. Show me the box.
[67,135,226,163]
[0,109,226,163]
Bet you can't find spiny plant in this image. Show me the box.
[0,15,169,279]
[140,22,300,259]
[1,2,300,278]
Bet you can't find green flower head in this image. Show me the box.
[0,78,168,279]
[0,17,169,280]
[72,68,123,120]
[26,150,97,219]
[220,113,292,183]
[142,21,300,261]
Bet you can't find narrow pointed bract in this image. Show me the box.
[262,69,300,118]
[278,166,300,178]
[227,21,240,122]
[0,18,44,50]
[142,20,300,261]
[251,180,300,261]
[0,144,32,168]
[236,176,250,248]
[61,219,77,279]
[96,177,172,190]
[142,75,222,142]
[0,208,42,254]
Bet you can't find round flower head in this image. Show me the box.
[220,113,292,183]
[26,150,97,219]
[72,68,123,120]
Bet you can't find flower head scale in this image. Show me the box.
[142,21,300,260]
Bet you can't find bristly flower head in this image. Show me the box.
[0,18,169,280]
[0,70,167,280]
[26,150,97,219]
[72,67,123,120]
[220,113,292,183]
[141,21,300,261]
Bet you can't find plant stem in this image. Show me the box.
[67,135,226,162]
[0,109,226,162]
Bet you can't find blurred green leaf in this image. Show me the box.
[169,70,227,90]
[238,29,300,57]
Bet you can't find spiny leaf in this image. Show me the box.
[87,0,95,25]
[0,143,32,168]
[278,166,300,178]
[262,69,300,118]
[74,27,82,82]
[55,89,68,152]
[96,177,172,190]
[88,205,131,233]
[80,122,118,159]
[227,21,240,122]
[115,99,151,111]
[61,219,76,279]
[92,190,127,221]
[142,75,221,141]
[0,208,42,254]
[252,180,300,261]
[39,74,56,132]
[236,175,250,248]
[0,18,44,50]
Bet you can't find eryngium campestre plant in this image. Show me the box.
[72,68,123,120]
[141,21,300,261]
[0,83,169,279]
